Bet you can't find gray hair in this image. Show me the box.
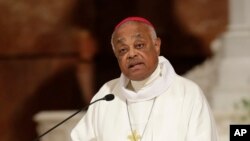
[111,21,157,51]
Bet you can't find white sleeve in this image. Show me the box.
[71,105,97,141]
[70,80,115,141]
[186,88,218,141]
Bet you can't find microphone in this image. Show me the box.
[104,94,115,101]
[33,94,115,141]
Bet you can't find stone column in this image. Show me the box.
[211,0,250,113]
[210,1,250,140]
[185,1,250,140]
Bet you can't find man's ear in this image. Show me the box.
[155,37,161,55]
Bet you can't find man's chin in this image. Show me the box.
[127,73,149,81]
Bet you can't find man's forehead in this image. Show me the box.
[114,33,144,44]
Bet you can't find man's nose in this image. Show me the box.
[128,48,137,59]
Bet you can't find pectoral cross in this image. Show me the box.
[127,130,141,141]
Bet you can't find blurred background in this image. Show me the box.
[0,0,228,141]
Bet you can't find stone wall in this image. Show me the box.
[0,1,82,141]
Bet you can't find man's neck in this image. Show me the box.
[128,64,161,93]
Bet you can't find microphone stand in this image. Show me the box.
[33,94,114,141]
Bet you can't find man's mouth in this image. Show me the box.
[128,62,143,69]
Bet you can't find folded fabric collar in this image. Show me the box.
[119,56,176,102]
[130,64,161,93]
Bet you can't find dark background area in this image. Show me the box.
[0,0,227,141]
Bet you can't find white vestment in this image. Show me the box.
[71,56,218,141]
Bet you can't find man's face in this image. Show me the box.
[112,22,161,81]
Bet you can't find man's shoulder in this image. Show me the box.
[175,75,200,89]
[93,77,120,98]
[170,75,203,98]
[104,77,120,86]
[100,78,120,91]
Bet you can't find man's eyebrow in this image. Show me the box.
[115,33,144,44]
[132,33,143,40]
[115,37,126,45]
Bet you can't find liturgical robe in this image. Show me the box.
[71,56,218,141]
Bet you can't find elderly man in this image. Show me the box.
[71,17,218,141]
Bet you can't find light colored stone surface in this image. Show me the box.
[34,111,85,141]
[185,0,250,140]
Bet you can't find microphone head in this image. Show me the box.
[104,94,115,101]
